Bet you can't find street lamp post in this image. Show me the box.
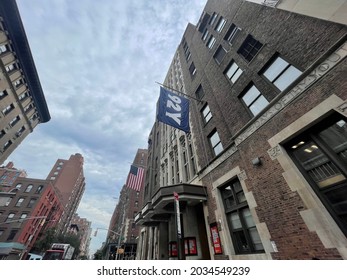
[93,228,123,259]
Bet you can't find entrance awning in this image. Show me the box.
[136,183,207,225]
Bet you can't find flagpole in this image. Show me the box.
[155,81,201,102]
[174,192,185,260]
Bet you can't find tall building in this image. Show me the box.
[46,153,86,235]
[107,148,148,260]
[0,177,63,260]
[136,0,347,260]
[68,213,92,258]
[0,0,50,164]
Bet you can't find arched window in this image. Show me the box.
[25,184,33,193]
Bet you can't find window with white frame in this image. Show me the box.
[206,35,216,49]
[15,198,25,207]
[241,85,269,116]
[215,17,226,33]
[189,62,196,76]
[0,90,8,100]
[225,61,243,84]
[202,104,212,124]
[262,56,302,91]
[0,44,7,53]
[25,184,33,193]
[209,129,223,156]
[202,29,209,41]
[224,24,241,45]
[209,12,217,26]
[6,213,15,222]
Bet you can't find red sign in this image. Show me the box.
[169,241,178,257]
[210,223,222,255]
[184,237,197,256]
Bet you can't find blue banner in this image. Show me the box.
[157,87,190,133]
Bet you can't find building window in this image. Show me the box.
[9,116,20,127]
[13,79,23,88]
[5,197,12,206]
[189,143,196,175]
[214,46,227,65]
[6,213,15,222]
[224,24,241,45]
[27,198,36,208]
[208,130,223,156]
[238,35,263,62]
[0,129,5,139]
[286,114,347,237]
[262,56,302,91]
[25,184,33,193]
[189,62,196,76]
[195,85,204,100]
[209,12,218,26]
[206,35,216,49]
[15,198,25,207]
[15,126,25,138]
[225,61,243,84]
[20,213,28,220]
[202,104,212,124]
[2,104,15,115]
[183,150,190,182]
[7,230,18,241]
[3,140,12,151]
[202,29,209,41]
[5,63,16,72]
[221,179,264,254]
[215,17,226,33]
[0,90,8,100]
[19,92,30,102]
[241,84,269,116]
[0,44,8,53]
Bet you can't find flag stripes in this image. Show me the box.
[126,165,144,191]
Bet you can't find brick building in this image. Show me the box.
[0,177,63,259]
[107,148,148,259]
[0,0,50,164]
[136,0,347,260]
[68,213,92,258]
[46,153,86,236]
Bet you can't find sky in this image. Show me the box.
[5,0,207,257]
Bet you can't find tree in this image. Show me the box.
[93,249,103,260]
[55,232,81,259]
[31,228,57,254]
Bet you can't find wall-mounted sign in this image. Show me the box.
[184,237,197,256]
[210,223,222,255]
[169,241,178,257]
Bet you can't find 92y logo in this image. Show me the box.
[157,87,190,133]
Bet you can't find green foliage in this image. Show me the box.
[93,249,103,260]
[32,228,57,254]
[55,232,81,258]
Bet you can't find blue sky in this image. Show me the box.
[6,0,207,256]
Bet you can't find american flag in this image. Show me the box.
[126,165,144,191]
